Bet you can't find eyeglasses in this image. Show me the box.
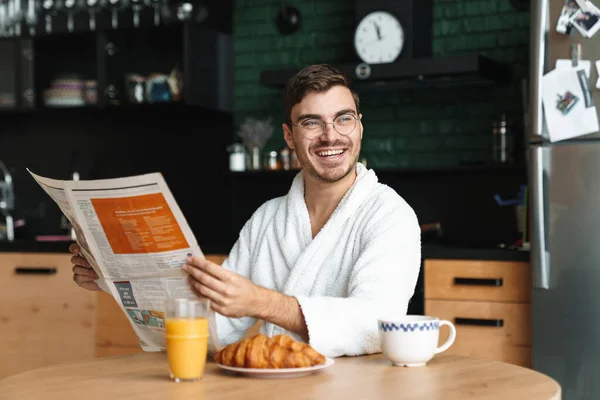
[291,113,360,140]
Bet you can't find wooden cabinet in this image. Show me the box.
[0,251,229,378]
[95,254,228,358]
[95,290,143,358]
[424,259,532,368]
[0,252,96,378]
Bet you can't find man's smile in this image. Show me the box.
[315,148,346,158]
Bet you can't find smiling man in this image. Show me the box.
[182,64,422,358]
[70,63,422,358]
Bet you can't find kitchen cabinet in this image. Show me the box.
[0,251,229,379]
[0,22,232,114]
[0,38,34,110]
[0,252,96,378]
[424,259,532,368]
[95,254,228,358]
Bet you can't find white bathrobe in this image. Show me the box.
[216,162,421,358]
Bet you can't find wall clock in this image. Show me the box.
[353,0,433,64]
[354,11,404,64]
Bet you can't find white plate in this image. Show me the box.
[217,357,335,379]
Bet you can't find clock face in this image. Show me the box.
[354,11,404,64]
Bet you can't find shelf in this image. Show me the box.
[0,102,230,117]
[260,54,512,90]
[225,169,300,177]
[224,163,526,177]
[0,22,233,114]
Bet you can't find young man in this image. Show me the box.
[70,64,421,358]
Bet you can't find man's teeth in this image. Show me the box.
[317,149,344,157]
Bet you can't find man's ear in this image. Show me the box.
[282,122,294,150]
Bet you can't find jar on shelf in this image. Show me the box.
[280,147,290,170]
[266,150,280,170]
[226,143,246,171]
[248,146,261,170]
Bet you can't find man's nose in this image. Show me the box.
[320,122,338,141]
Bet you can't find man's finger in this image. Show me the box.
[188,276,225,306]
[79,281,101,291]
[187,256,230,281]
[71,255,91,269]
[183,263,228,294]
[210,302,227,317]
[74,273,96,283]
[69,243,81,255]
[73,266,98,279]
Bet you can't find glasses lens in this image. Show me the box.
[334,114,356,135]
[300,119,323,138]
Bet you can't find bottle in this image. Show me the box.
[492,113,508,164]
[280,147,290,170]
[266,151,280,170]
[227,143,246,171]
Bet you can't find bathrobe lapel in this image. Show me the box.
[275,163,378,296]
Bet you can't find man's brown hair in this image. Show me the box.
[283,64,360,125]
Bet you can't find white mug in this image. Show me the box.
[377,315,456,367]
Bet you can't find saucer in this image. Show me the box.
[216,357,335,379]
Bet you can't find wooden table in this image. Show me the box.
[0,352,561,399]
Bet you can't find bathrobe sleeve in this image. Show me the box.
[294,201,422,358]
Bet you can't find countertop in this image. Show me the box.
[422,244,529,262]
[0,240,75,254]
[0,240,529,262]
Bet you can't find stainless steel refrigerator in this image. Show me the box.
[530,1,600,399]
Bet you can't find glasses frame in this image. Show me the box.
[290,113,361,140]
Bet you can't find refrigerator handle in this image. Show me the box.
[531,146,550,289]
[529,0,548,139]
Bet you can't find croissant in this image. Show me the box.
[214,333,326,369]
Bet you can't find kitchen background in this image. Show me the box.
[235,0,529,168]
[0,0,530,256]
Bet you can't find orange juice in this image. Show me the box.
[165,317,209,381]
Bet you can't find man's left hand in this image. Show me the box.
[182,256,264,319]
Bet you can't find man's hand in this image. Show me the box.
[183,256,264,319]
[183,256,309,341]
[69,243,101,291]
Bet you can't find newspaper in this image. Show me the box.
[27,169,222,355]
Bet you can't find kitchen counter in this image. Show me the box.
[0,239,232,255]
[423,244,529,262]
[0,240,74,254]
[0,240,530,262]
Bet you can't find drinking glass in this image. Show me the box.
[165,297,210,382]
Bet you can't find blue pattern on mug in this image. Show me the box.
[379,321,439,332]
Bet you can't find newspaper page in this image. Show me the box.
[27,169,222,355]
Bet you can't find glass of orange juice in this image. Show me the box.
[165,297,210,382]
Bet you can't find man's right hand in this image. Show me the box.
[69,243,101,291]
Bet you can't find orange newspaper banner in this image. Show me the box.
[91,192,189,254]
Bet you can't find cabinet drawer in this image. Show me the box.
[424,259,531,302]
[0,252,96,377]
[426,299,531,367]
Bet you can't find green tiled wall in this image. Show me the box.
[233,0,529,168]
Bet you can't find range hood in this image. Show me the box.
[259,54,512,90]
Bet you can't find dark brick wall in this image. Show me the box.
[233,0,530,168]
